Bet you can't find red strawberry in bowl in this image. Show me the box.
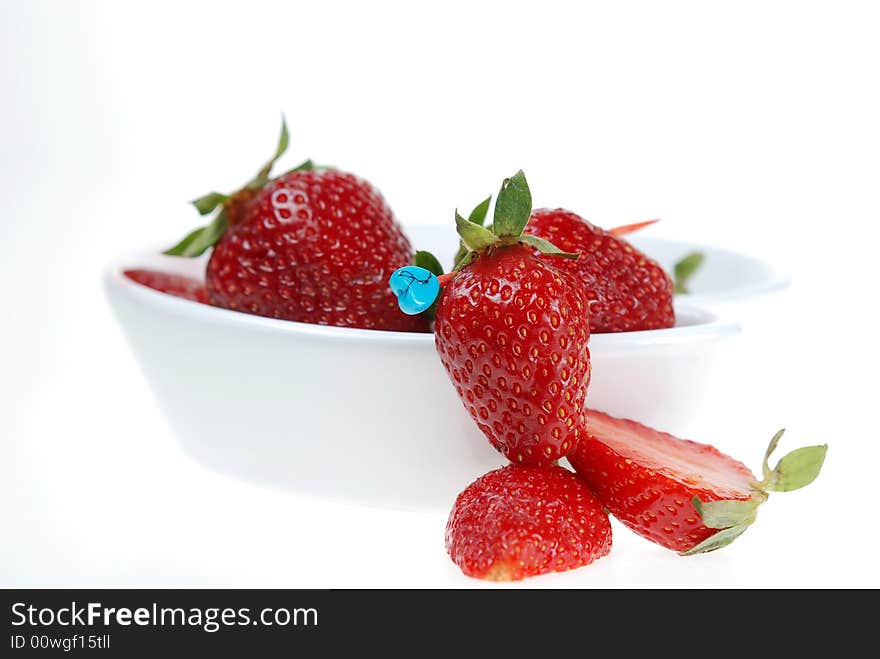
[568,409,827,554]
[165,119,429,333]
[524,209,675,333]
[446,464,612,581]
[431,171,591,466]
[124,269,208,304]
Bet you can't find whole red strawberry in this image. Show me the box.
[433,172,591,466]
[568,409,827,554]
[446,464,611,581]
[165,119,428,333]
[124,269,208,304]
[524,209,674,332]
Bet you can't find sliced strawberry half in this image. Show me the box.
[446,465,612,581]
[568,409,827,554]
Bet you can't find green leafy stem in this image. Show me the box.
[164,116,314,258]
[681,431,827,556]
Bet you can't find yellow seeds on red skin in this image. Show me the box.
[445,466,612,581]
[524,209,675,332]
[433,243,591,467]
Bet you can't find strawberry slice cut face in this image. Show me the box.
[585,411,755,501]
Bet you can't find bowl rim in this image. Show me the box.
[105,249,741,348]
[654,239,791,304]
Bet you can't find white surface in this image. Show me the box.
[2,0,879,587]
[106,231,735,510]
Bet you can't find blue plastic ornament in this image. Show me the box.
[389,266,441,315]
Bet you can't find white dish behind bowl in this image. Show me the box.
[106,226,740,511]
[629,236,790,305]
[405,224,789,306]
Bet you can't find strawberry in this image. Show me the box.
[432,172,591,466]
[446,464,612,581]
[124,269,208,304]
[523,209,675,333]
[568,409,827,554]
[165,119,429,333]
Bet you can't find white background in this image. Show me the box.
[2,0,879,587]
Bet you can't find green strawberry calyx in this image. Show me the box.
[412,171,577,300]
[451,195,491,268]
[673,251,705,294]
[452,170,578,271]
[164,116,314,257]
[681,430,828,556]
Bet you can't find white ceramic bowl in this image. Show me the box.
[105,225,741,511]
[627,235,790,306]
